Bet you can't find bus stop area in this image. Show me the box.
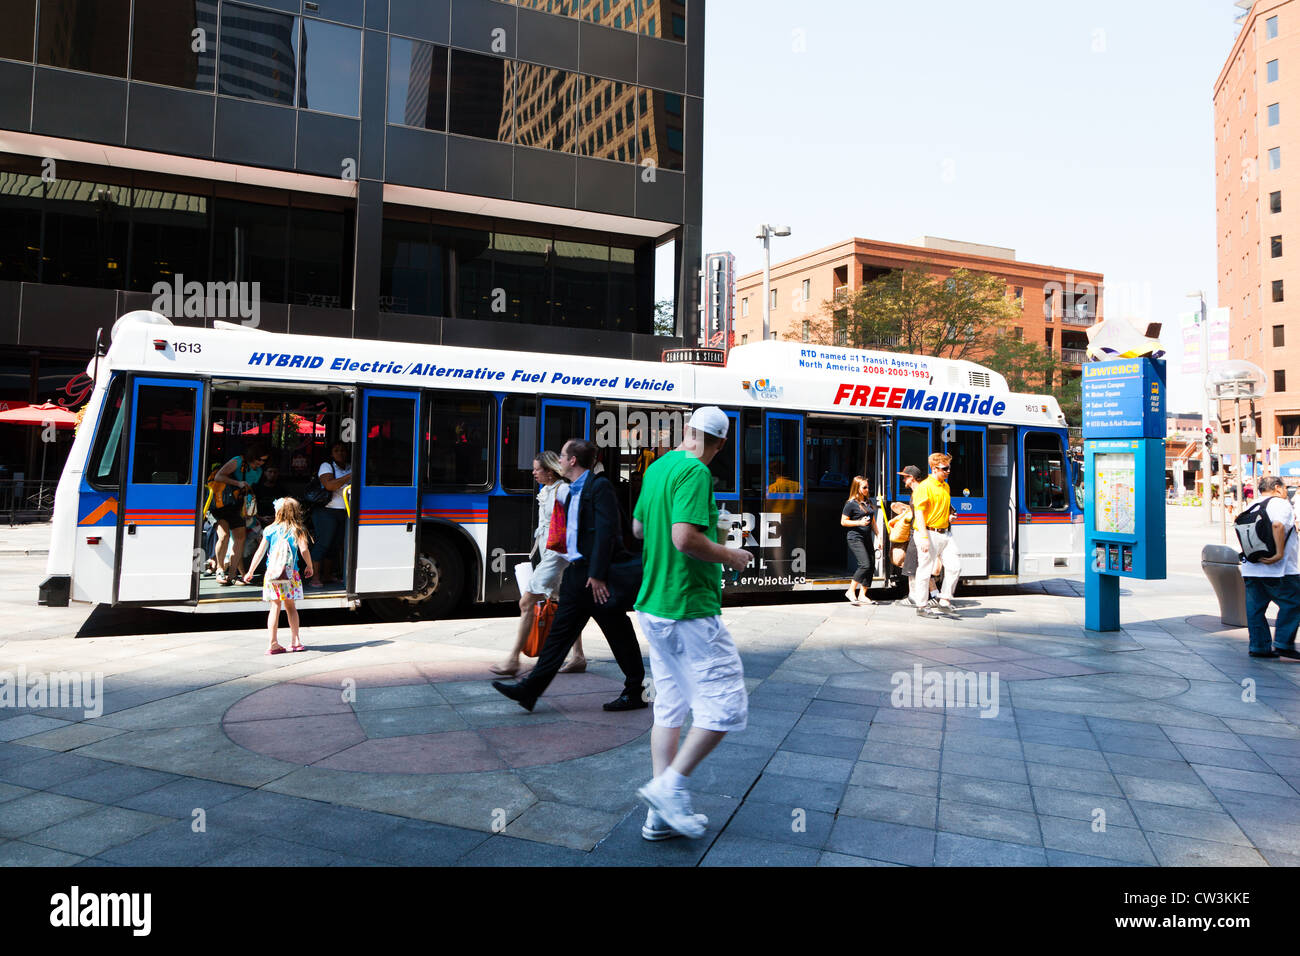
[1,509,1299,868]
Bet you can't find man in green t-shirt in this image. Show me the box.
[631,406,751,840]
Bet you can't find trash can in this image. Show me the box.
[1201,544,1247,628]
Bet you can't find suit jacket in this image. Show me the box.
[567,471,624,581]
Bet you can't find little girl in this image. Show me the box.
[243,497,314,654]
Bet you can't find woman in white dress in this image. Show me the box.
[491,451,586,675]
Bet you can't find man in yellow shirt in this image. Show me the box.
[910,452,962,613]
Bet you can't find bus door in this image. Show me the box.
[1017,428,1075,576]
[987,426,1017,575]
[760,412,804,584]
[114,375,206,605]
[804,415,875,579]
[945,425,988,577]
[353,388,421,596]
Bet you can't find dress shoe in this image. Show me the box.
[602,692,648,712]
[1275,647,1300,660]
[1250,650,1281,659]
[492,680,537,712]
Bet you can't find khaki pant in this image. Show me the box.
[910,529,962,605]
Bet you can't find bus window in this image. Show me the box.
[131,385,196,485]
[1025,432,1069,511]
[767,417,802,495]
[742,412,763,494]
[87,376,127,490]
[365,396,416,486]
[947,430,985,498]
[426,394,492,490]
[897,424,930,497]
[544,404,587,456]
[501,395,538,492]
[806,420,865,492]
[707,413,738,496]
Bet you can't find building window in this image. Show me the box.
[38,0,131,77]
[448,50,514,142]
[131,0,218,91]
[801,319,810,342]
[770,289,777,310]
[218,3,299,106]
[1014,286,1024,303]
[1269,59,1279,82]
[802,278,810,302]
[1272,190,1283,213]
[388,39,449,131]
[1268,15,1280,39]
[1270,147,1282,170]
[1270,102,1281,126]
[1274,279,1285,302]
[1277,369,1287,393]
[300,18,362,116]
[1275,324,1286,347]
[1043,288,1054,320]
[741,296,749,317]
[1273,235,1284,258]
[741,334,748,345]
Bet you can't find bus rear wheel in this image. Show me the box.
[385,535,465,621]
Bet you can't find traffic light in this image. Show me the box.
[1211,454,1220,476]
[1205,426,1216,449]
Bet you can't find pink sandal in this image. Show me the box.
[266,645,287,655]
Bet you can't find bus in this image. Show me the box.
[39,311,1083,618]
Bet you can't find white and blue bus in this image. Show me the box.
[40,311,1083,618]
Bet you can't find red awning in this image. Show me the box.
[0,401,78,429]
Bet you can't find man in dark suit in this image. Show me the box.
[493,438,648,713]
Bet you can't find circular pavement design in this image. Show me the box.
[221,661,652,773]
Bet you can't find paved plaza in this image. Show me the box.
[0,509,1299,866]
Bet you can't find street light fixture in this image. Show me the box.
[757,224,792,341]
[1186,291,1213,526]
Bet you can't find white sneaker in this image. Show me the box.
[636,779,707,839]
[642,807,708,841]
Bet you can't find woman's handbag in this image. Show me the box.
[524,598,557,657]
[304,474,333,508]
[545,492,568,552]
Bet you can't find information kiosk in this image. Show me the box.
[1081,357,1167,631]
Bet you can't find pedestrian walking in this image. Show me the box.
[1237,476,1300,659]
[841,475,878,605]
[244,497,314,654]
[492,439,647,712]
[308,441,350,589]
[630,407,752,840]
[491,450,586,676]
[910,453,962,614]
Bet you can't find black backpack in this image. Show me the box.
[1236,499,1292,562]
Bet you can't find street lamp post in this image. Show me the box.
[757,224,791,341]
[1187,292,1213,526]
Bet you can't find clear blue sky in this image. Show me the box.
[698,0,1242,412]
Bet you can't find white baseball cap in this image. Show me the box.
[688,406,729,439]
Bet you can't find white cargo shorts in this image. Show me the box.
[636,611,748,733]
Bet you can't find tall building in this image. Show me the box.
[0,0,704,484]
[1215,0,1297,459]
[701,250,734,347]
[732,236,1102,373]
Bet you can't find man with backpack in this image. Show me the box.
[1236,476,1300,659]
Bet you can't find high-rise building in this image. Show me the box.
[1215,0,1297,456]
[701,250,734,347]
[0,0,704,484]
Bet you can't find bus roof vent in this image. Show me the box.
[968,370,991,389]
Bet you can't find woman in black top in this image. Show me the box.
[841,475,878,605]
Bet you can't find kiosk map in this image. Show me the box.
[1095,453,1136,535]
